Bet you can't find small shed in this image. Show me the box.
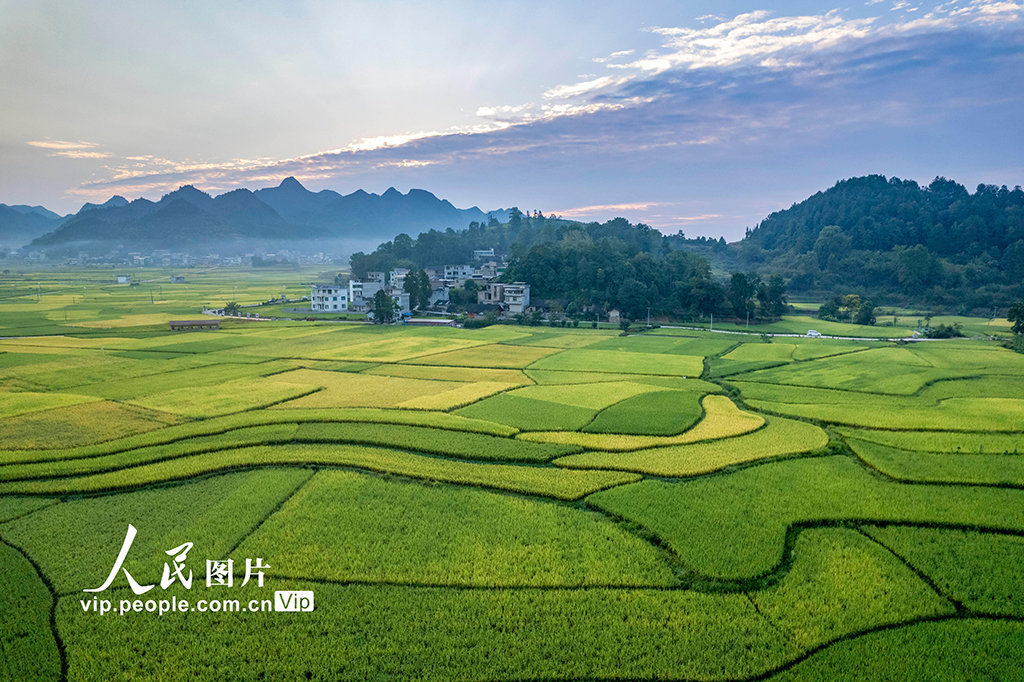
[169,319,221,331]
[608,309,621,324]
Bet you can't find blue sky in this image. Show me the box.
[1,0,1022,239]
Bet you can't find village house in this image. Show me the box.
[310,284,348,312]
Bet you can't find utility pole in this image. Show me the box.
[647,307,651,328]
[710,313,713,331]
[746,311,749,329]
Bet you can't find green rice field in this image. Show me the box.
[0,267,1022,681]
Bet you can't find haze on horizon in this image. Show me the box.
[2,0,1022,241]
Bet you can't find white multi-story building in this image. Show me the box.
[476,282,530,314]
[444,264,474,281]
[503,283,530,313]
[310,284,348,311]
[473,248,495,260]
[347,279,385,311]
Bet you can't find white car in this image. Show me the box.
[806,330,822,338]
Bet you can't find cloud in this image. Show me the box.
[62,6,1024,211]
[50,150,113,159]
[27,139,102,150]
[556,201,669,218]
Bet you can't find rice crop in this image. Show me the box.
[837,427,1024,454]
[55,580,794,682]
[525,370,718,392]
[509,381,663,410]
[587,455,1024,580]
[0,407,517,465]
[267,369,460,409]
[721,343,796,362]
[750,528,953,649]
[528,349,704,376]
[395,381,518,410]
[456,394,597,431]
[863,525,1024,617]
[127,377,318,417]
[771,620,1024,682]
[0,400,182,450]
[0,391,100,419]
[0,468,313,593]
[556,414,824,475]
[413,343,562,368]
[363,363,530,386]
[232,469,667,586]
[520,394,764,452]
[0,542,62,682]
[847,438,1024,486]
[583,390,703,435]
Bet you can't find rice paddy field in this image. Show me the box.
[1,267,1023,681]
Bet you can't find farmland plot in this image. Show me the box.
[0,289,1021,682]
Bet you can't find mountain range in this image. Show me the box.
[3,178,510,253]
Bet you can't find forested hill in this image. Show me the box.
[740,175,1024,310]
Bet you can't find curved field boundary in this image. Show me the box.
[587,456,1024,581]
[517,395,764,451]
[555,415,827,477]
[0,422,581,483]
[0,407,519,466]
[0,443,640,500]
[846,437,1024,488]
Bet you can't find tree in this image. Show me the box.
[1009,301,1024,335]
[223,301,240,316]
[371,289,399,324]
[728,272,758,319]
[403,269,432,310]
[853,299,877,325]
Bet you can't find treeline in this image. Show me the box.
[742,175,1024,311]
[350,211,781,321]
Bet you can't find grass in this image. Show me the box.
[583,390,704,435]
[232,469,669,586]
[555,414,825,475]
[587,455,1024,580]
[520,394,764,452]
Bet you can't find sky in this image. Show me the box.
[1,0,1023,240]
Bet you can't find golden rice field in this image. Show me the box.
[1,268,1022,681]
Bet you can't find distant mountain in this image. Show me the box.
[25,178,507,253]
[30,185,300,249]
[0,204,67,248]
[254,177,499,236]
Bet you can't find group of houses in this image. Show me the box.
[311,252,530,319]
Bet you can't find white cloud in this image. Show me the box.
[50,150,113,159]
[543,75,630,99]
[27,139,102,150]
